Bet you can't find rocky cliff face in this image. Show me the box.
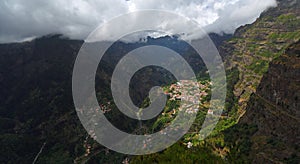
[0,0,299,163]
[238,41,300,163]
[221,0,300,117]
[217,1,300,163]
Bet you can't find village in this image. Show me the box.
[161,79,214,149]
[76,79,213,153]
[163,79,213,116]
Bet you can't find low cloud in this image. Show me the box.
[0,0,277,43]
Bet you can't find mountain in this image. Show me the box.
[0,33,228,163]
[223,41,300,163]
[239,41,300,163]
[0,35,88,163]
[221,0,300,118]
[133,0,300,162]
[0,0,299,163]
[219,0,300,163]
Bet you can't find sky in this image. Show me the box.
[0,0,277,43]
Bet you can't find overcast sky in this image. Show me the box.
[0,0,277,43]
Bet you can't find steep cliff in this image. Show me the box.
[222,0,300,117]
[237,41,300,163]
[0,0,299,163]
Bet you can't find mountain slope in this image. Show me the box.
[130,1,300,162]
[238,41,300,163]
[0,33,228,163]
[0,35,90,163]
[221,0,300,117]
[0,0,299,162]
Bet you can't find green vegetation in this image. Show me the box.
[1,2,300,162]
[224,124,258,162]
[224,68,239,116]
[246,60,269,75]
[268,32,300,41]
[276,13,300,28]
[131,143,224,164]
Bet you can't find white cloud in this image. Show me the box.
[0,0,277,43]
[204,0,277,33]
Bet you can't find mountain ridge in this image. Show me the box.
[0,0,299,162]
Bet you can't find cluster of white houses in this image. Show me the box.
[164,80,213,115]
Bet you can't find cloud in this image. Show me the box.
[0,0,277,43]
[204,0,277,33]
